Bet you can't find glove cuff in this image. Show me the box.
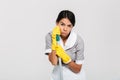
[64,59,72,64]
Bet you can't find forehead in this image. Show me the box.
[59,18,72,25]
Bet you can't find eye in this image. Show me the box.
[60,23,65,26]
[68,24,72,28]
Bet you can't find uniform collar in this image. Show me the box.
[59,31,77,50]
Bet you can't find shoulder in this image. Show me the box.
[45,31,52,38]
[75,33,84,45]
[77,33,84,41]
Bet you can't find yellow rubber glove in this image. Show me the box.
[51,26,60,50]
[51,26,71,64]
[56,44,71,64]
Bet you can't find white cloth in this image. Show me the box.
[51,65,86,80]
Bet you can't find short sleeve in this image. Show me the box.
[45,32,52,55]
[75,35,84,64]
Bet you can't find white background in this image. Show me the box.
[0,0,120,80]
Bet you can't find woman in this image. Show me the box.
[45,10,86,80]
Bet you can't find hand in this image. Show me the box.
[51,26,60,50]
[56,44,71,64]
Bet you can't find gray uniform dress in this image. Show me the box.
[45,31,86,80]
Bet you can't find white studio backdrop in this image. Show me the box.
[0,0,120,80]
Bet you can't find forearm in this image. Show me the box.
[67,61,82,73]
[48,50,58,66]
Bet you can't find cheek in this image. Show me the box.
[68,28,72,32]
[59,26,63,31]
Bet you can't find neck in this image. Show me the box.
[60,33,70,45]
[61,38,67,46]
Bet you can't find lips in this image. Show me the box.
[61,32,67,35]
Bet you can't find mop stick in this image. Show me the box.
[58,58,63,80]
[56,35,63,80]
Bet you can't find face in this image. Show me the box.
[56,18,73,39]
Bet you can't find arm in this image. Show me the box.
[49,26,60,65]
[45,26,60,65]
[67,61,82,73]
[48,50,58,66]
[67,34,84,73]
[45,33,58,66]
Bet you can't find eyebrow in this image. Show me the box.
[60,21,72,26]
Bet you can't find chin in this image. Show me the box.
[61,34,68,38]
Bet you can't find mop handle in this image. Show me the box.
[56,35,63,80]
[58,58,63,80]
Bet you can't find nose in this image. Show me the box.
[63,26,67,31]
